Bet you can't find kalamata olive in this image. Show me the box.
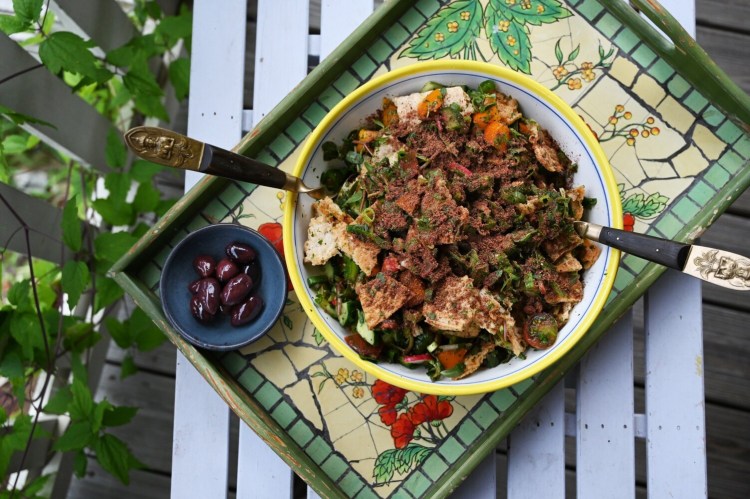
[215,258,240,282]
[196,277,221,315]
[231,295,264,326]
[225,242,256,264]
[188,279,202,294]
[190,294,214,323]
[219,304,232,316]
[242,260,261,285]
[193,254,216,277]
[220,273,253,306]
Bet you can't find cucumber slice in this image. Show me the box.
[356,310,377,345]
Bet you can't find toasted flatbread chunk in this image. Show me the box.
[423,276,480,336]
[355,274,412,329]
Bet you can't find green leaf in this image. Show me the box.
[567,44,580,62]
[13,0,44,23]
[62,195,83,252]
[74,450,88,478]
[120,354,138,379]
[133,182,161,212]
[104,317,129,348]
[0,142,9,183]
[94,433,141,485]
[8,280,32,311]
[0,351,24,379]
[394,443,431,475]
[312,328,326,346]
[496,0,572,26]
[486,13,532,74]
[92,198,135,226]
[2,133,33,154]
[9,313,44,359]
[101,405,138,427]
[373,448,397,483]
[53,421,93,451]
[62,260,90,309]
[94,231,138,264]
[92,399,113,432]
[0,414,32,478]
[554,38,563,64]
[105,127,126,168]
[94,276,125,312]
[69,378,94,420]
[39,32,113,83]
[0,14,30,35]
[154,9,193,48]
[129,308,165,351]
[400,0,483,60]
[123,61,167,120]
[168,57,190,100]
[129,159,164,182]
[43,386,72,415]
[0,104,56,127]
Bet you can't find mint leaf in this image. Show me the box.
[53,421,93,451]
[105,127,126,168]
[62,195,83,252]
[62,260,90,309]
[13,0,44,24]
[168,57,190,100]
[39,32,113,83]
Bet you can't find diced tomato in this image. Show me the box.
[382,255,401,274]
[437,348,468,370]
[345,334,383,358]
[378,319,399,330]
[258,222,292,290]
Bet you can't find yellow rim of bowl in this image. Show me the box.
[284,60,622,395]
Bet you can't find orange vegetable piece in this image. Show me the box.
[472,106,501,130]
[518,120,533,136]
[483,121,510,152]
[354,129,380,152]
[417,89,444,119]
[382,98,399,128]
[437,348,468,370]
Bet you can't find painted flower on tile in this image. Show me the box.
[567,77,582,90]
[258,222,292,290]
[546,39,615,90]
[460,10,471,21]
[447,21,459,33]
[409,395,453,425]
[434,32,445,43]
[352,387,365,399]
[372,379,407,407]
[599,105,660,146]
[391,413,416,449]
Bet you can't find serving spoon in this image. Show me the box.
[124,126,326,199]
[574,221,750,290]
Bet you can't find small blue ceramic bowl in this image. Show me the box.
[160,224,287,351]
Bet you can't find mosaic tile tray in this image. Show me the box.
[112,1,750,497]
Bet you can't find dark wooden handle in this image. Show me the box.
[200,145,287,189]
[599,226,691,270]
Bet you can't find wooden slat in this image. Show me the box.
[507,382,565,499]
[644,271,707,498]
[453,454,496,499]
[576,313,636,499]
[696,0,750,34]
[236,426,294,499]
[696,26,750,95]
[53,0,135,52]
[0,183,74,262]
[0,34,113,170]
[319,0,372,59]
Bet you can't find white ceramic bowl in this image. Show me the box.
[284,60,621,395]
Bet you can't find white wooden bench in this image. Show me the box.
[178,1,706,497]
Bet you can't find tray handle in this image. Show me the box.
[601,0,750,131]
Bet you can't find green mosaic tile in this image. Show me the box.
[288,420,315,447]
[613,28,639,53]
[221,352,247,377]
[338,471,366,497]
[489,389,517,411]
[333,71,361,96]
[354,487,379,499]
[734,134,750,159]
[719,149,745,174]
[220,182,247,209]
[648,58,675,84]
[422,453,450,482]
[320,454,348,481]
[255,149,277,166]
[415,0,441,17]
[437,436,464,464]
[268,134,295,159]
[653,211,687,239]
[595,13,620,38]
[716,120,743,145]
[237,367,264,393]
[472,401,498,430]
[403,470,431,497]
[185,216,210,232]
[352,54,377,80]
[319,87,344,111]
[613,267,636,294]
[704,163,731,190]
[687,180,717,206]
[400,7,426,32]
[621,254,648,276]
[684,90,709,114]
[271,401,297,430]
[154,244,174,268]
[456,418,482,446]
[255,381,282,407]
[286,117,312,143]
[202,199,231,222]
[667,74,691,99]
[512,377,534,395]
[306,436,333,465]
[631,43,657,68]
[368,38,394,64]
[139,263,162,290]
[303,102,328,126]
[384,22,410,48]
[577,0,604,20]
[701,105,724,127]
